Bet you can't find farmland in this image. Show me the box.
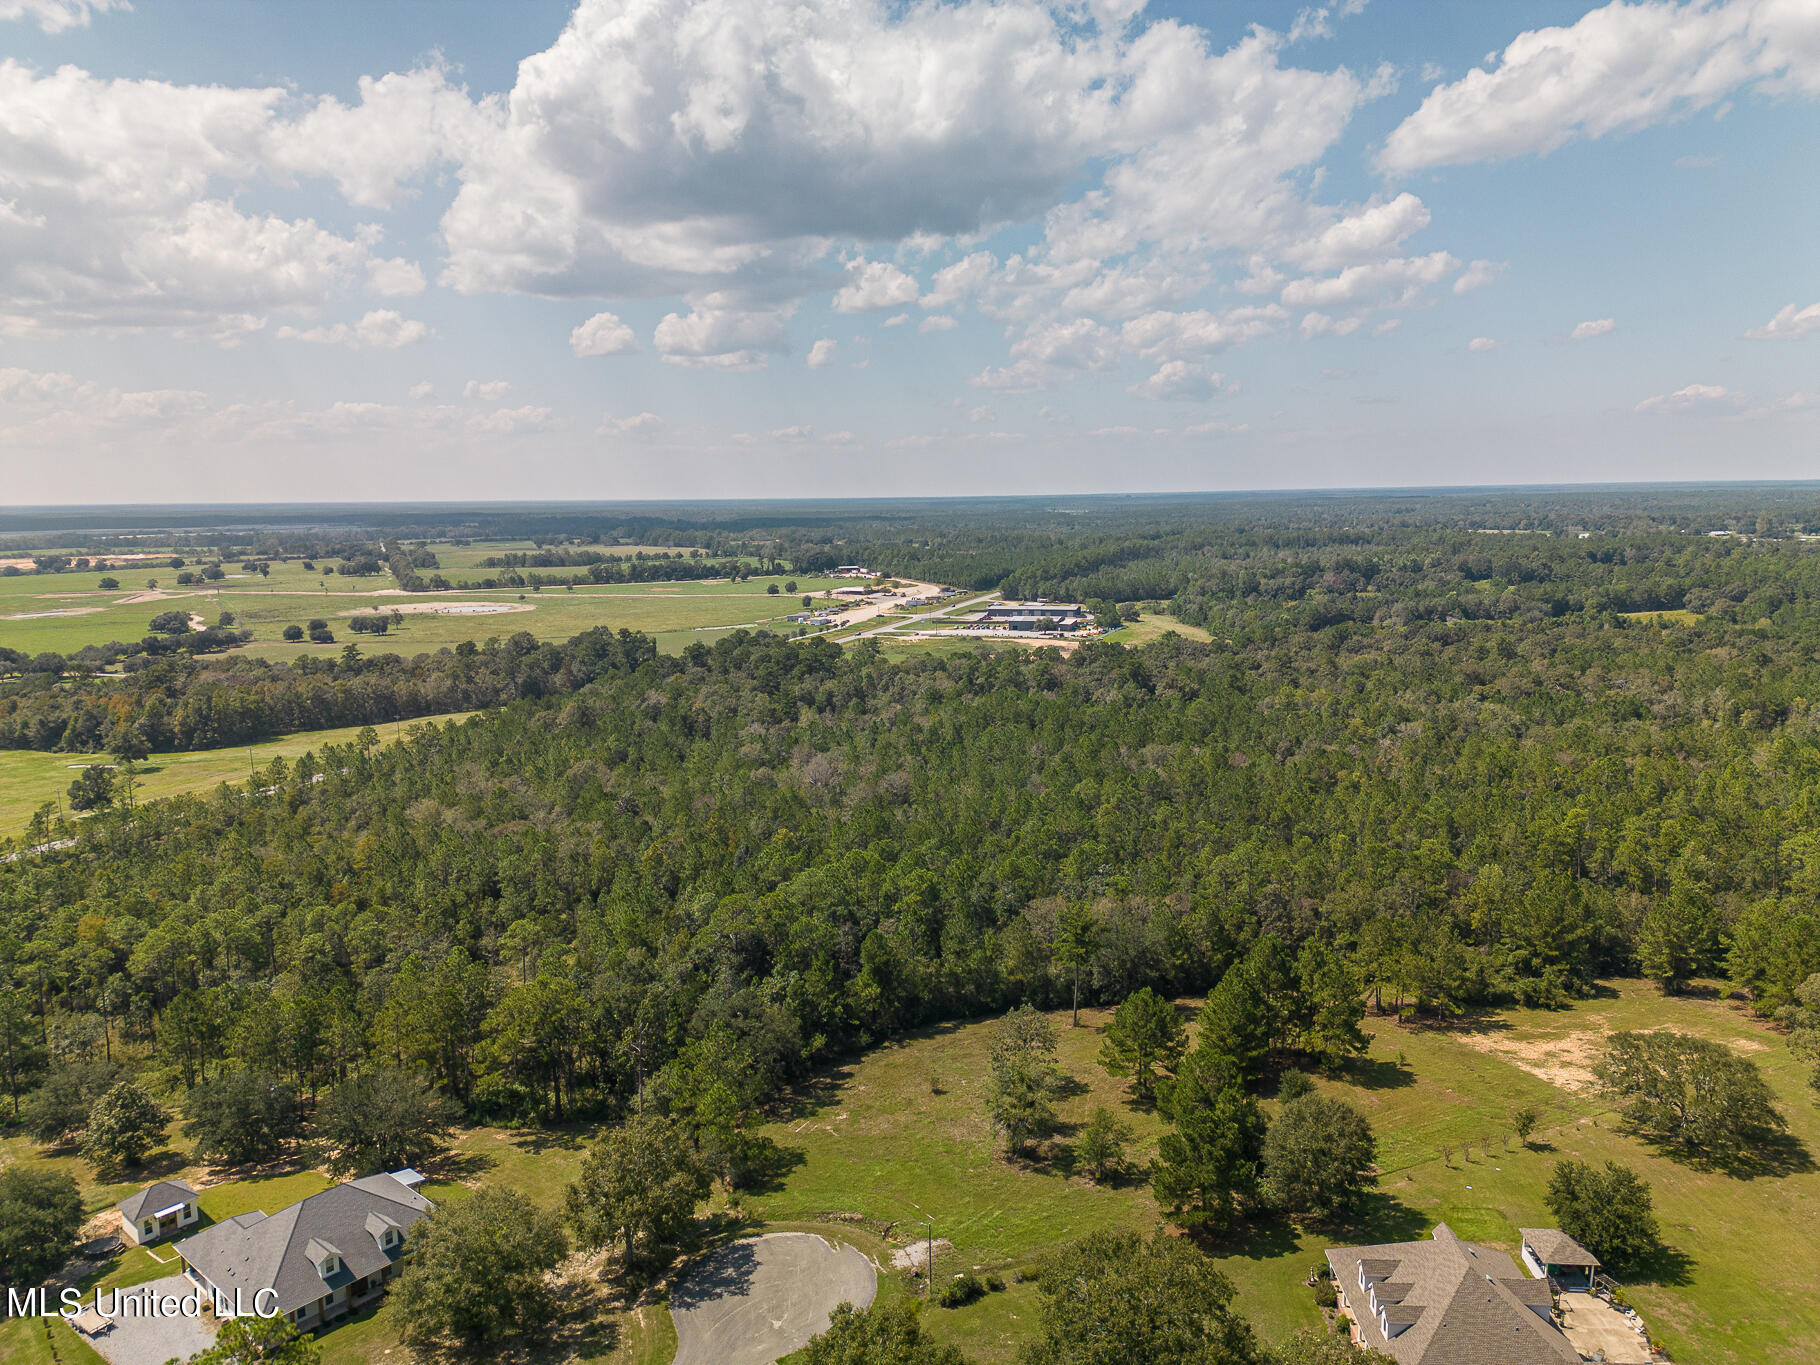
[0,544,856,660]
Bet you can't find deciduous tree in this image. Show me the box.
[394,1186,567,1344]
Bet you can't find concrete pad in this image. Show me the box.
[1558,1291,1652,1364]
[83,1274,219,1365]
[671,1232,876,1365]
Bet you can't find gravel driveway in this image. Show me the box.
[84,1274,219,1365]
[671,1232,876,1365]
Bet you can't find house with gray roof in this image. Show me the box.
[117,1179,200,1246]
[1326,1223,1579,1365]
[175,1172,432,1331]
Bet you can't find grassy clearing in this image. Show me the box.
[0,711,478,836]
[1619,609,1704,625]
[1106,612,1214,645]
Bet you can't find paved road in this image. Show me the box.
[852,592,999,639]
[671,1232,876,1365]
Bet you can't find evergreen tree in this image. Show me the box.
[985,1004,1066,1158]
[1151,1049,1264,1231]
[1099,987,1187,1103]
[1545,1159,1661,1275]
[1197,968,1270,1086]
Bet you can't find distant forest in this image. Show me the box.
[4,487,1820,1141]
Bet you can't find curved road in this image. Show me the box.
[670,1232,877,1365]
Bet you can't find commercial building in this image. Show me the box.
[979,601,1092,631]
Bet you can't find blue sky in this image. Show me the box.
[0,0,1814,502]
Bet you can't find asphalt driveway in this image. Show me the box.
[83,1274,219,1365]
[671,1232,876,1365]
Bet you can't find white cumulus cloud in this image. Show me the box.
[807,339,838,369]
[1571,318,1617,341]
[570,311,639,356]
[0,0,128,33]
[1635,382,1744,413]
[1453,259,1507,295]
[277,310,431,350]
[1746,302,1820,340]
[1468,336,1501,352]
[1129,360,1226,400]
[463,379,512,400]
[1380,0,1820,173]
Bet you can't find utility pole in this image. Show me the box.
[917,1217,935,1298]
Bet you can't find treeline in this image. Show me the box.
[5,608,1820,1135]
[0,628,655,754]
[446,557,761,591]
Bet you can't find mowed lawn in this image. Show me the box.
[746,984,1820,1365]
[0,712,478,836]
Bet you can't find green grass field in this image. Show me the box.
[0,572,855,659]
[1105,612,1214,645]
[0,712,477,837]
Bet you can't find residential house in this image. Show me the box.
[117,1179,200,1246]
[1326,1223,1579,1365]
[176,1172,432,1331]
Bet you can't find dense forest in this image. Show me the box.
[7,492,1820,1140]
[0,631,652,753]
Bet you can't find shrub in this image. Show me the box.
[282,624,304,641]
[984,1272,1005,1292]
[1313,1278,1337,1309]
[1277,1070,1315,1103]
[933,1272,986,1308]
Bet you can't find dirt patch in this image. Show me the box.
[339,600,535,617]
[117,590,169,605]
[890,1237,954,1272]
[1450,1026,1612,1093]
[4,606,103,619]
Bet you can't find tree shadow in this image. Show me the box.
[736,1137,806,1194]
[1629,1241,1695,1289]
[508,1126,586,1156]
[1323,1190,1429,1245]
[1192,1214,1302,1262]
[421,1147,496,1184]
[766,1060,862,1124]
[1345,1056,1415,1091]
[1624,1123,1815,1180]
[668,1237,760,1311]
[1053,1072,1091,1100]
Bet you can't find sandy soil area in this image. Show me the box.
[339,601,535,617]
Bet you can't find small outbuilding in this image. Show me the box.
[117,1179,201,1246]
[1519,1227,1601,1289]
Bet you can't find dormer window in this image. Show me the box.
[305,1237,344,1279]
